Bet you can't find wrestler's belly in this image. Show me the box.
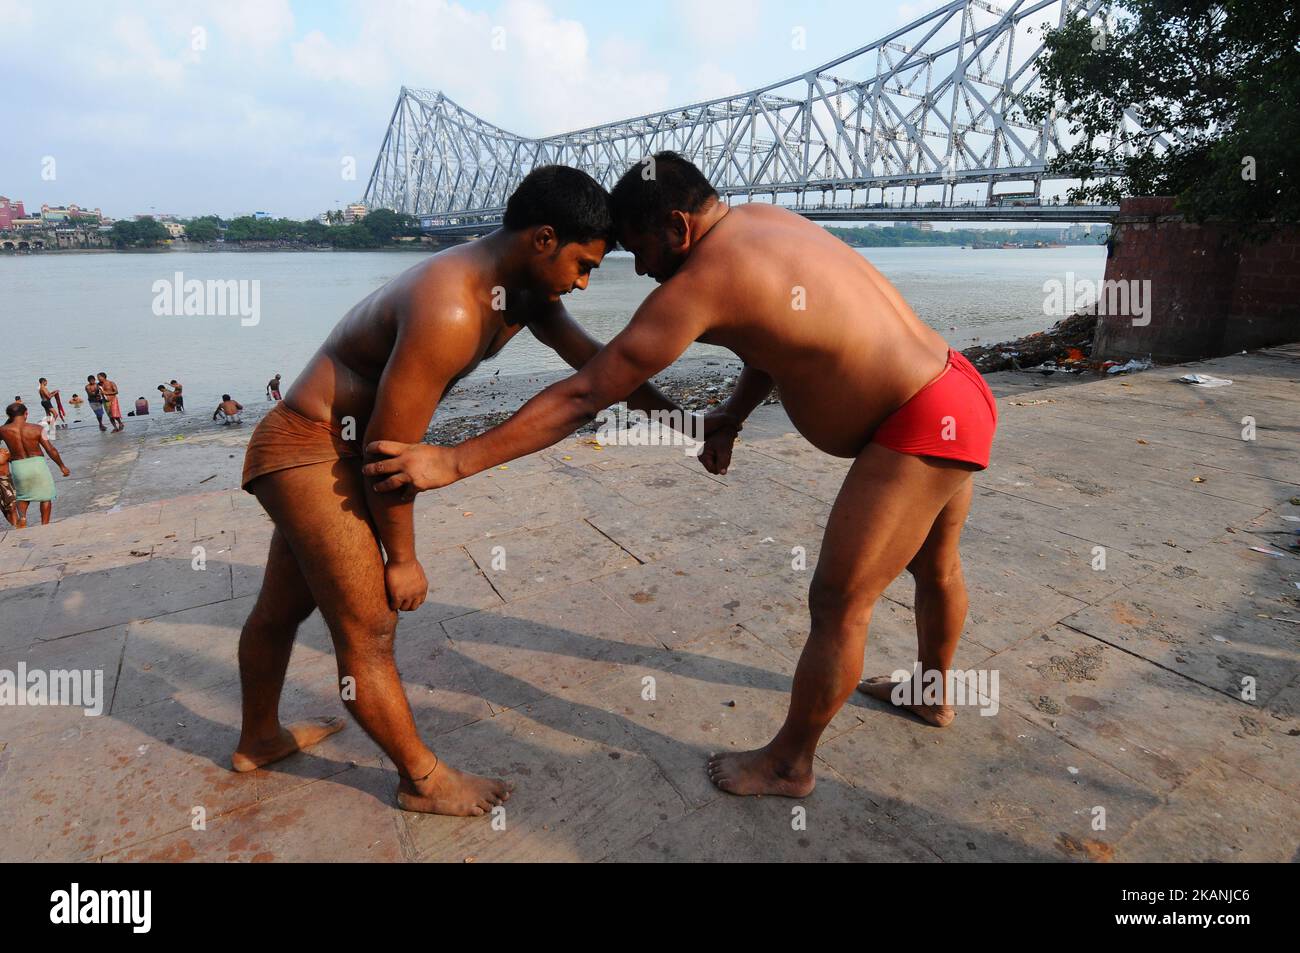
[771,370,898,458]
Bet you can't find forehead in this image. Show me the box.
[565,237,610,261]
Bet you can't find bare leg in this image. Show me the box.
[859,479,973,726]
[708,444,974,797]
[15,501,28,528]
[246,459,510,816]
[232,527,343,770]
[39,501,52,525]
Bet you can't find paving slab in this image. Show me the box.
[3,347,1297,862]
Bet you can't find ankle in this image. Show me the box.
[762,743,813,780]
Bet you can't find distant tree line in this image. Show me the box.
[109,216,170,248]
[827,225,1107,247]
[183,209,420,248]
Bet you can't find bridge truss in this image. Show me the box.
[364,0,1143,234]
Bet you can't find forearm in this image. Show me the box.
[363,484,417,563]
[719,365,775,425]
[624,380,690,430]
[455,379,596,479]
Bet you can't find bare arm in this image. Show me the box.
[717,365,775,427]
[362,303,479,606]
[528,300,684,424]
[39,433,69,474]
[365,284,708,492]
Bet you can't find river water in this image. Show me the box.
[0,244,1104,410]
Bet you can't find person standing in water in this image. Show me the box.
[97,372,124,432]
[85,375,107,432]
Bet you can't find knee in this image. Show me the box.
[908,551,963,590]
[808,574,876,631]
[331,607,399,661]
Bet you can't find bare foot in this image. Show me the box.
[857,675,955,727]
[231,716,345,772]
[396,763,512,816]
[706,747,815,798]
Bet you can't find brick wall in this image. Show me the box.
[1093,197,1300,363]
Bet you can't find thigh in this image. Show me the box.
[252,459,392,638]
[812,444,974,611]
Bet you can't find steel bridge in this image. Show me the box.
[364,0,1145,235]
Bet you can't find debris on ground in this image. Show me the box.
[1104,356,1154,375]
[962,309,1097,373]
[1177,373,1233,387]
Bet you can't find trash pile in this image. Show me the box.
[962,310,1098,374]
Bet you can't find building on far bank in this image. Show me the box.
[343,203,368,222]
[41,203,102,224]
[252,211,272,220]
[0,196,27,229]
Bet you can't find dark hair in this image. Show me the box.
[38,377,47,384]
[6,402,26,421]
[170,380,178,385]
[158,385,166,391]
[222,394,231,401]
[98,371,106,377]
[610,151,719,236]
[503,165,613,246]
[87,374,97,382]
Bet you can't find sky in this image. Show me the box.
[0,0,962,220]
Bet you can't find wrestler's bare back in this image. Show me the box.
[0,422,52,460]
[284,243,532,429]
[670,204,951,457]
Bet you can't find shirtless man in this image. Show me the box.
[38,378,62,422]
[0,402,71,527]
[97,373,124,432]
[266,374,282,401]
[170,379,185,413]
[85,375,107,432]
[233,166,682,816]
[212,395,243,423]
[364,152,998,798]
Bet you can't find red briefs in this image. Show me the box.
[871,348,998,469]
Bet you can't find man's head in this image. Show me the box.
[503,165,613,299]
[157,385,166,392]
[5,402,26,423]
[222,394,231,402]
[38,377,47,385]
[87,374,97,384]
[610,152,720,282]
[97,372,107,380]
[170,379,178,386]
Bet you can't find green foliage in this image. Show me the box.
[109,216,169,248]
[1021,0,1300,230]
[183,216,222,242]
[827,225,1106,247]
[183,208,416,248]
